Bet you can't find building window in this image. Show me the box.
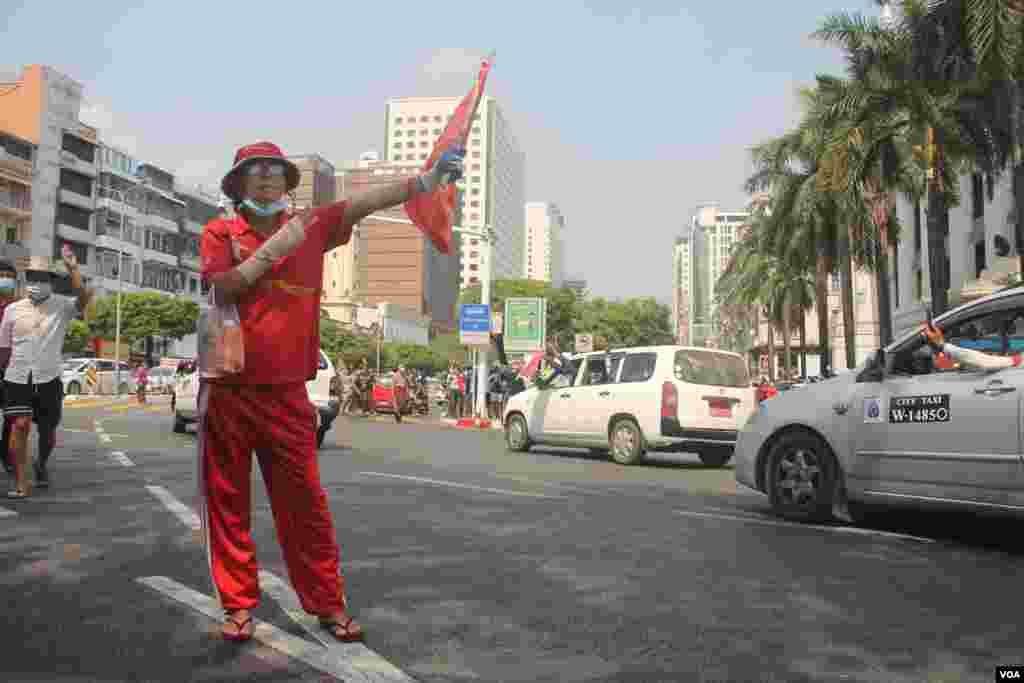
[470,201,480,208]
[406,154,416,160]
[470,276,479,284]
[56,202,91,231]
[60,168,93,197]
[470,213,479,220]
[471,151,480,158]
[420,141,429,148]
[395,117,403,124]
[420,116,429,123]
[55,239,89,265]
[420,129,429,136]
[62,133,96,164]
[420,154,428,160]
[406,141,415,148]
[434,115,442,122]
[433,128,441,135]
[831,272,840,290]
[472,127,480,134]
[470,239,478,246]
[469,264,479,271]
[471,176,481,183]
[393,142,402,149]
[470,188,480,195]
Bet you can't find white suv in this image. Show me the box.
[503,345,755,466]
[171,350,341,448]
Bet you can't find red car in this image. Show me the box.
[370,376,412,415]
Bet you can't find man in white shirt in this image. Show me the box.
[1,249,92,498]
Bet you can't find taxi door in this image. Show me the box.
[850,326,1024,508]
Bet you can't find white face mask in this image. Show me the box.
[27,282,51,304]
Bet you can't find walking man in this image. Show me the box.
[199,140,463,642]
[1,250,91,498]
[0,260,19,476]
[391,364,408,423]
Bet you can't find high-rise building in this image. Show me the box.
[686,204,748,347]
[523,202,565,285]
[383,95,524,287]
[564,277,587,303]
[334,157,461,332]
[672,234,693,344]
[0,64,98,267]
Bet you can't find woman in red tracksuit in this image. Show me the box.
[199,141,463,642]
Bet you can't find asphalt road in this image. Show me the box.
[1,398,1022,682]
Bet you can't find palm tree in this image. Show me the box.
[815,6,1003,316]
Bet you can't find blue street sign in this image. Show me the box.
[460,304,491,345]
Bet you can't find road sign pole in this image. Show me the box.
[476,239,492,420]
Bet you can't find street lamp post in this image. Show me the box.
[99,170,149,395]
[367,214,496,419]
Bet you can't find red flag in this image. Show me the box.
[404,56,492,254]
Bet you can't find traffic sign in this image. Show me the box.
[504,298,546,352]
[459,303,492,346]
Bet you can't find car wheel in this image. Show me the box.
[698,446,733,468]
[609,418,644,465]
[765,431,836,522]
[173,412,187,434]
[505,414,531,452]
[67,381,81,396]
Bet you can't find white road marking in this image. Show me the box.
[673,509,934,543]
[259,570,331,647]
[0,506,17,517]
[145,485,200,530]
[137,577,416,682]
[99,435,112,444]
[110,451,134,467]
[359,471,566,499]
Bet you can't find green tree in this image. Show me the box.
[573,297,674,348]
[63,319,90,354]
[89,293,200,347]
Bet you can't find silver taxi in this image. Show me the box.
[735,285,1024,522]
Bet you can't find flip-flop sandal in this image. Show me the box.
[222,614,254,641]
[319,615,364,642]
[7,489,28,499]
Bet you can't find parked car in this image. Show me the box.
[734,284,1024,524]
[503,345,756,467]
[146,366,177,395]
[62,358,134,396]
[370,374,413,415]
[171,350,341,448]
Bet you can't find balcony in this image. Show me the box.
[143,248,178,268]
[96,234,139,254]
[0,188,31,218]
[61,150,97,178]
[0,150,32,186]
[179,255,200,272]
[59,187,93,211]
[95,195,139,217]
[147,213,179,233]
[56,222,95,245]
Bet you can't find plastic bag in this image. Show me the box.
[198,285,244,379]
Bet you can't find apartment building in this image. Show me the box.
[523,202,565,285]
[683,204,748,347]
[564,277,587,303]
[672,234,692,344]
[383,95,524,287]
[0,130,33,269]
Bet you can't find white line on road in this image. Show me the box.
[0,506,17,518]
[673,509,934,543]
[110,451,134,467]
[99,434,112,444]
[359,471,566,499]
[137,576,416,682]
[145,485,200,530]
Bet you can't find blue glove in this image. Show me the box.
[417,145,466,193]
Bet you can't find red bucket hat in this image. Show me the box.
[221,141,301,201]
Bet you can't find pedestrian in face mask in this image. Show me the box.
[0,251,92,498]
[0,260,18,477]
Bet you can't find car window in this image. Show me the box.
[579,355,613,386]
[892,306,1024,376]
[674,350,749,388]
[97,360,116,371]
[619,353,657,383]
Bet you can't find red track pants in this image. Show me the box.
[198,382,345,614]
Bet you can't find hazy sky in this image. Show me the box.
[1,1,863,303]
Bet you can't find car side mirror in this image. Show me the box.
[857,348,886,383]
